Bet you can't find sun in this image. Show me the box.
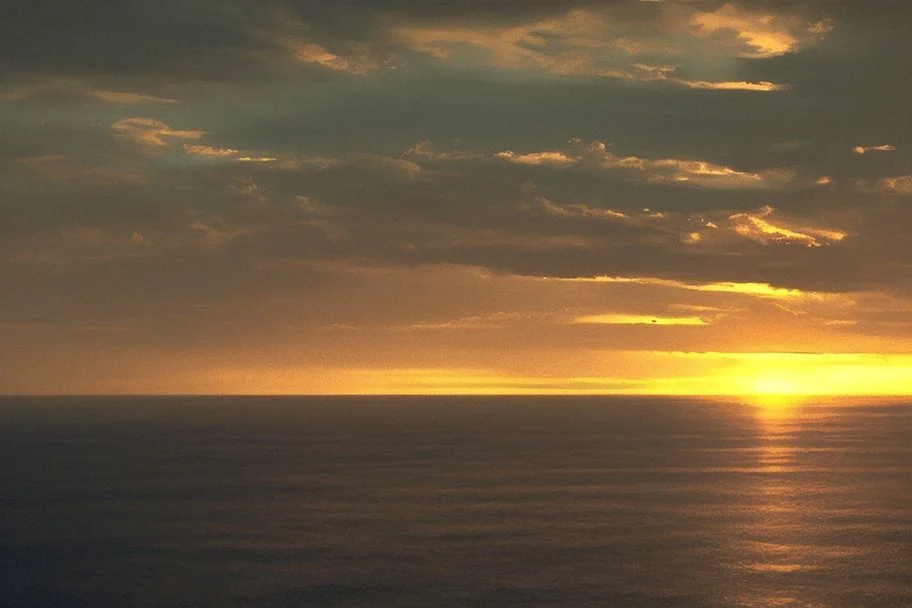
[751,377,799,395]
[736,374,808,412]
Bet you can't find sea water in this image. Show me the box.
[1,396,909,607]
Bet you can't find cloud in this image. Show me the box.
[403,140,481,161]
[181,142,279,164]
[535,198,629,220]
[58,226,148,249]
[675,79,788,92]
[111,117,204,149]
[572,314,708,326]
[875,176,912,194]
[418,137,784,189]
[236,156,278,163]
[392,311,527,331]
[183,144,239,158]
[728,206,848,247]
[13,154,148,186]
[495,151,578,167]
[689,3,832,58]
[853,144,896,154]
[558,275,834,302]
[0,0,832,91]
[0,87,32,101]
[518,139,786,189]
[393,5,795,90]
[286,40,393,75]
[0,81,180,104]
[351,154,422,178]
[584,140,769,187]
[88,90,178,104]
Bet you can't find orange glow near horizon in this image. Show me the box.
[72,347,911,396]
[714,353,912,398]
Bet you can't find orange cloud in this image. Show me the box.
[495,151,578,167]
[394,6,794,90]
[287,41,393,75]
[183,144,239,157]
[483,139,784,189]
[535,198,628,220]
[728,206,847,247]
[690,3,831,58]
[556,275,831,302]
[583,141,776,189]
[111,117,204,149]
[853,144,896,154]
[572,314,708,326]
[236,156,278,163]
[88,90,178,104]
[675,79,789,92]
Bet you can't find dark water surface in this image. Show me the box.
[1,396,910,607]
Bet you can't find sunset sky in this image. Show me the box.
[3,0,912,394]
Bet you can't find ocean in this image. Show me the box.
[1,396,909,607]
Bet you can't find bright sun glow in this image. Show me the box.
[742,376,806,410]
[711,353,912,399]
[751,377,800,395]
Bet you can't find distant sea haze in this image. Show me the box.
[1,396,910,607]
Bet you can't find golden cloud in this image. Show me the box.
[88,90,178,104]
[394,6,794,90]
[728,206,847,247]
[572,314,708,326]
[287,41,393,75]
[183,144,239,157]
[690,3,831,58]
[853,144,896,154]
[495,151,578,167]
[555,275,832,302]
[111,117,204,149]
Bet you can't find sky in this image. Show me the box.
[3,0,912,395]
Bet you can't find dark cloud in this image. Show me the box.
[2,0,260,78]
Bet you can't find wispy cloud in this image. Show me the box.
[490,139,786,189]
[392,311,526,331]
[0,87,32,101]
[875,176,912,194]
[282,40,394,75]
[88,90,178,104]
[111,118,204,149]
[14,154,147,185]
[556,275,834,302]
[495,151,578,167]
[352,154,422,178]
[535,198,629,220]
[182,144,277,163]
[236,156,278,163]
[572,313,708,326]
[584,140,774,188]
[729,205,847,247]
[853,144,896,154]
[183,144,239,158]
[403,141,481,161]
[675,79,789,92]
